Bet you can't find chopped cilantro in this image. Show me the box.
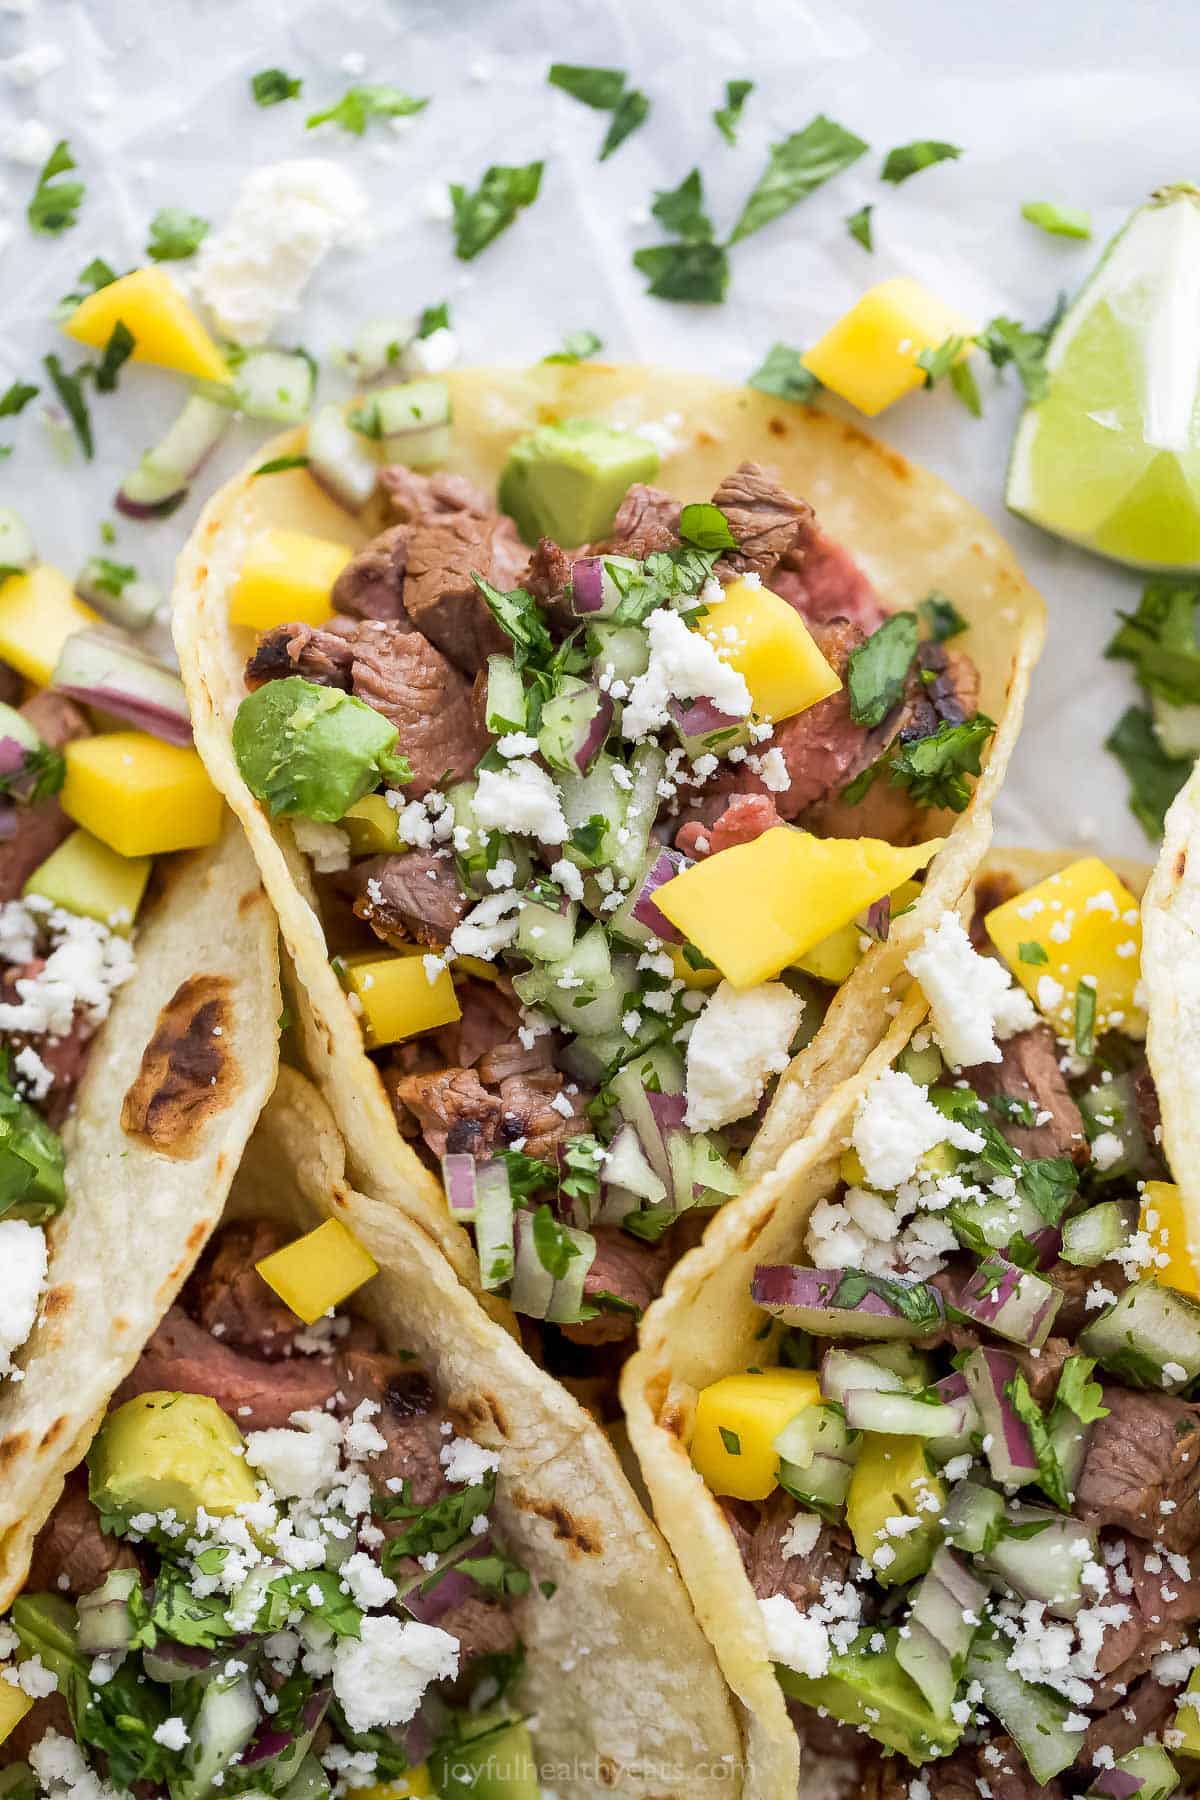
[460,1550,532,1597]
[307,85,429,135]
[1054,1355,1109,1424]
[1005,1371,1069,1510]
[918,592,967,642]
[0,381,37,418]
[678,501,737,552]
[847,611,919,728]
[531,1202,582,1279]
[718,1426,741,1455]
[1107,579,1200,704]
[1018,1155,1079,1226]
[650,167,714,241]
[731,114,868,243]
[881,140,962,184]
[1074,980,1097,1059]
[749,342,820,404]
[543,329,604,365]
[146,206,209,261]
[27,139,84,236]
[976,314,1050,403]
[473,575,554,669]
[546,63,627,109]
[1106,704,1191,839]
[949,359,983,417]
[377,1475,496,1560]
[622,1203,677,1243]
[1021,200,1092,240]
[417,300,451,338]
[601,88,650,160]
[450,160,544,260]
[252,67,302,105]
[57,257,117,317]
[42,353,93,459]
[884,714,995,813]
[539,1579,557,1599]
[916,334,967,390]
[1018,941,1049,965]
[94,320,135,392]
[846,203,874,251]
[831,1270,942,1327]
[87,557,136,597]
[254,454,311,476]
[0,740,64,806]
[713,78,754,146]
[634,240,728,304]
[561,1135,605,1204]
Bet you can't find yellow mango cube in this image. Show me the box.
[698,579,841,724]
[796,877,923,986]
[802,279,976,417]
[668,945,722,990]
[351,1770,433,1800]
[0,1675,32,1747]
[690,1368,821,1501]
[0,566,98,687]
[61,733,223,858]
[255,1218,380,1324]
[1172,1666,1200,1758]
[229,529,351,632]
[63,266,229,385]
[985,857,1145,1041]
[1140,1181,1200,1300]
[656,828,941,989]
[23,828,151,934]
[340,950,461,1047]
[342,794,404,857]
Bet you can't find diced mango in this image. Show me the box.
[255,1218,380,1325]
[61,733,223,858]
[23,828,151,934]
[796,877,923,986]
[690,1368,822,1501]
[697,579,841,724]
[229,528,351,632]
[1140,1181,1200,1300]
[985,857,1145,1041]
[846,1434,944,1587]
[342,794,404,857]
[340,949,461,1047]
[656,828,941,989]
[351,1773,434,1800]
[668,945,723,991]
[0,1675,32,1748]
[0,566,98,687]
[63,266,229,385]
[840,1146,868,1187]
[1171,1665,1200,1758]
[802,279,976,417]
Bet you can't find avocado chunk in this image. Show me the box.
[776,1627,961,1764]
[232,677,409,823]
[845,1433,944,1587]
[23,828,151,935]
[432,1712,539,1800]
[10,1593,86,1724]
[88,1391,259,1525]
[498,419,661,547]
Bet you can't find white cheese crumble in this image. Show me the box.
[447,890,522,962]
[193,160,370,345]
[906,911,1037,1068]
[30,1731,122,1800]
[291,818,351,873]
[405,327,459,374]
[622,608,752,742]
[758,1594,830,1677]
[332,1615,459,1731]
[780,1512,823,1560]
[152,1718,190,1751]
[440,1436,501,1484]
[473,760,567,844]
[340,1550,398,1610]
[684,979,805,1131]
[244,1414,342,1499]
[852,1067,982,1190]
[0,901,134,1038]
[0,1219,47,1378]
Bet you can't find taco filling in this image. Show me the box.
[0,1215,537,1800]
[688,857,1200,1797]
[228,433,991,1408]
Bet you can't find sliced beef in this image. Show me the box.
[741,1494,853,1606]
[560,1227,672,1346]
[1125,1536,1200,1628]
[1081,1671,1176,1767]
[675,792,783,860]
[403,508,526,675]
[114,1306,339,1430]
[1133,1063,1164,1158]
[392,1066,503,1160]
[348,852,468,948]
[439,1593,521,1669]
[337,1349,449,1506]
[959,1025,1088,1162]
[794,1703,873,1763]
[770,523,887,635]
[26,1471,138,1596]
[0,1693,73,1767]
[522,536,574,603]
[347,621,488,797]
[918,642,980,728]
[768,620,873,819]
[597,485,680,560]
[477,1029,556,1086]
[191,1221,306,1360]
[1044,1257,1127,1338]
[857,1751,911,1800]
[244,622,356,691]
[985,1736,1064,1800]
[436,979,523,1072]
[1075,1388,1200,1552]
[1010,1336,1071,1406]
[380,466,496,523]
[330,523,412,623]
[497,1069,586,1160]
[709,462,812,581]
[2,959,97,1125]
[0,693,90,904]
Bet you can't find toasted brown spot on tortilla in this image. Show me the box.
[514,1491,602,1555]
[739,1208,773,1251]
[186,1221,209,1252]
[597,1758,620,1788]
[112,1316,129,1334]
[122,976,238,1156]
[0,1432,30,1468]
[38,1416,67,1451]
[238,886,262,916]
[662,1402,689,1440]
[768,417,787,437]
[451,1391,510,1439]
[1176,848,1188,881]
[42,1285,72,1319]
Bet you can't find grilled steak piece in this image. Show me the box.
[26,1471,139,1596]
[244,622,356,690]
[710,462,812,581]
[392,1065,504,1160]
[191,1220,306,1359]
[0,692,90,903]
[960,1025,1088,1162]
[331,523,413,623]
[349,852,468,948]
[596,484,680,559]
[770,522,888,634]
[347,621,488,796]
[114,1306,341,1430]
[1076,1388,1200,1552]
[560,1227,673,1346]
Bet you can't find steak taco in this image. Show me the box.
[625,847,1200,1799]
[0,1066,740,1800]
[173,363,1043,1413]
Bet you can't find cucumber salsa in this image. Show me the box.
[0,1217,538,1800]
[230,423,988,1416]
[691,856,1200,1797]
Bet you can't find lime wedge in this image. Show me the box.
[1007,183,1200,570]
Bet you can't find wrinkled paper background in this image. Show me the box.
[2,0,1198,864]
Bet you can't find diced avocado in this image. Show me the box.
[10,1593,86,1721]
[87,1391,259,1526]
[919,1141,963,1178]
[232,677,406,823]
[1085,1746,1179,1800]
[432,1713,538,1800]
[845,1434,944,1586]
[23,828,151,935]
[864,1344,934,1389]
[1172,1664,1200,1757]
[776,1627,961,1764]
[498,419,660,547]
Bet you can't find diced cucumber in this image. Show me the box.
[985,1506,1096,1618]
[1086,1745,1181,1800]
[965,1632,1086,1782]
[475,1162,515,1291]
[895,1041,944,1086]
[174,1674,259,1800]
[485,656,527,735]
[950,1190,1044,1254]
[864,1344,936,1388]
[538,677,611,775]
[605,848,662,948]
[610,742,667,888]
[842,1389,960,1438]
[1152,691,1200,759]
[1078,1071,1153,1180]
[0,508,35,573]
[943,1479,1005,1555]
[117,394,230,516]
[1060,1197,1138,1267]
[516,892,578,963]
[510,1209,596,1324]
[778,1404,859,1511]
[591,620,650,683]
[602,1123,667,1205]
[357,379,451,468]
[1079,1278,1200,1390]
[573,554,644,620]
[348,315,417,381]
[559,753,627,870]
[307,402,379,511]
[820,1348,907,1404]
[671,706,750,762]
[233,347,316,423]
[896,1547,985,1718]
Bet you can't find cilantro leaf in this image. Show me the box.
[633,239,729,303]
[94,320,134,392]
[418,301,450,338]
[547,64,627,109]
[650,167,714,241]
[147,206,209,261]
[85,556,136,598]
[1054,1355,1109,1424]
[378,1476,497,1562]
[56,257,117,317]
[27,139,84,236]
[917,334,967,390]
[450,161,544,260]
[1106,704,1192,839]
[749,342,820,404]
[622,1203,677,1243]
[1106,579,1200,705]
[679,501,737,551]
[714,78,754,146]
[918,592,967,642]
[472,575,554,669]
[561,1135,605,1204]
[1019,941,1049,966]
[604,545,719,625]
[949,359,983,417]
[881,140,962,184]
[255,454,311,476]
[42,353,93,459]
[1074,980,1097,1058]
[543,329,604,365]
[0,381,38,418]
[719,1426,741,1455]
[1021,201,1091,240]
[497,1149,557,1200]
[1018,1155,1078,1227]
[886,714,995,813]
[0,742,64,806]
[460,1550,532,1597]
[532,1202,583,1279]
[976,315,1050,403]
[830,1270,942,1327]
[1006,1371,1070,1510]
[252,67,302,105]
[307,85,429,135]
[730,115,868,243]
[601,88,650,160]
[847,612,919,727]
[846,203,873,251]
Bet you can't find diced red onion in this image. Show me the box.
[570,558,605,614]
[52,630,193,747]
[442,1152,478,1217]
[956,1255,1062,1348]
[0,805,16,842]
[631,848,687,942]
[574,690,615,773]
[647,1089,687,1134]
[1028,1225,1063,1270]
[751,1265,945,1341]
[963,1345,1038,1485]
[0,736,27,778]
[1091,1773,1143,1799]
[866,897,891,941]
[401,1557,483,1625]
[668,697,749,737]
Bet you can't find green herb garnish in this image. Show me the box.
[1018,941,1049,965]
[714,78,754,146]
[147,206,209,261]
[42,353,93,458]
[450,161,544,260]
[531,1202,583,1279]
[547,63,650,159]
[749,342,820,403]
[94,321,135,392]
[1021,201,1091,240]
[847,611,919,728]
[1074,980,1097,1058]
[918,592,967,642]
[0,381,38,418]
[846,203,874,250]
[881,139,962,184]
[679,501,737,552]
[307,84,429,134]
[731,114,868,242]
[252,67,302,105]
[27,139,84,236]
[1106,705,1192,839]
[543,329,604,365]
